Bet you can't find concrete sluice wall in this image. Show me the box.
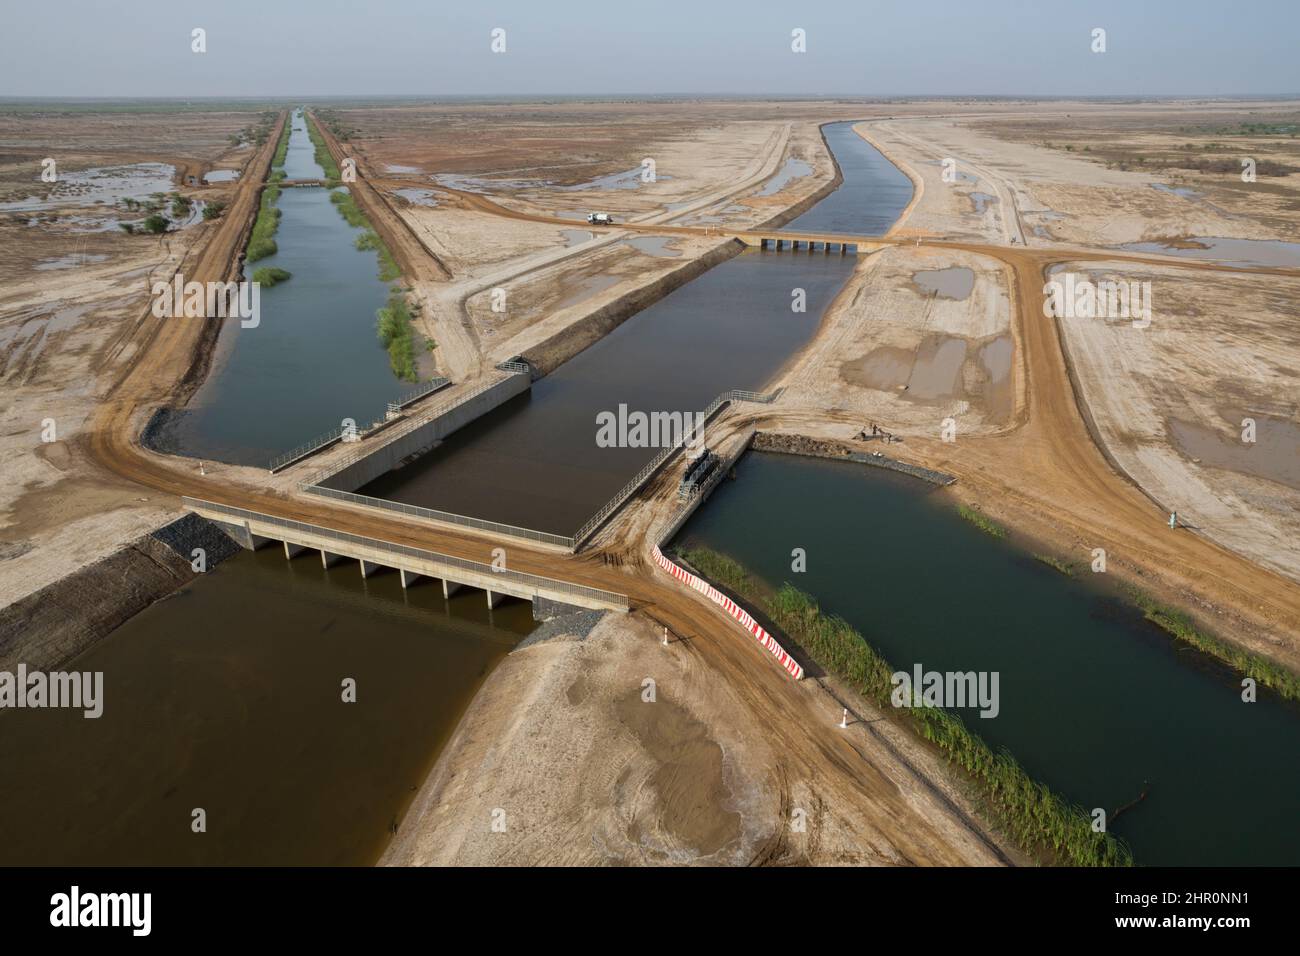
[317,373,531,493]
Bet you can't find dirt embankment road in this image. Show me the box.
[305,111,450,282]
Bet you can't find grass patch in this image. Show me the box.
[245,184,282,262]
[202,200,225,221]
[958,504,1006,539]
[678,545,1133,867]
[376,292,419,382]
[305,112,341,182]
[1034,554,1076,577]
[1128,587,1300,702]
[331,191,401,280]
[271,115,290,168]
[252,266,291,287]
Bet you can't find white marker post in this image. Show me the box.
[1169,512,1177,529]
[662,626,669,647]
[839,708,848,729]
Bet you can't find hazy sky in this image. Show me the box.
[3,0,1297,98]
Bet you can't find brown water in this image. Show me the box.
[1168,411,1300,490]
[0,547,533,865]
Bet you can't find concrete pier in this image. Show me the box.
[186,497,630,614]
[284,541,308,559]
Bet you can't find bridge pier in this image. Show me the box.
[486,589,506,609]
[359,559,386,579]
[321,549,348,569]
[283,541,308,559]
[442,579,463,600]
[399,569,423,589]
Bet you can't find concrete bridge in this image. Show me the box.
[183,497,629,614]
[749,235,859,254]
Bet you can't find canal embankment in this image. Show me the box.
[0,512,241,672]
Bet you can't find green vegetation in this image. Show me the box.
[958,504,1007,539]
[1128,587,1300,702]
[202,200,226,221]
[140,213,169,235]
[170,194,191,218]
[271,115,291,168]
[252,266,292,287]
[1034,554,1076,577]
[330,190,399,280]
[376,292,418,382]
[680,546,1133,867]
[269,169,286,183]
[245,184,282,262]
[304,112,341,182]
[118,222,135,235]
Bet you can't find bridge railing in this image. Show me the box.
[268,425,348,474]
[386,375,451,415]
[182,496,626,609]
[302,485,575,550]
[306,368,531,486]
[571,388,782,549]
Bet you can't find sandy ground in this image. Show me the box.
[383,610,1011,866]
[1054,261,1300,582]
[0,107,264,604]
[781,245,1019,434]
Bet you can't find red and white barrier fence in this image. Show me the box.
[651,546,804,680]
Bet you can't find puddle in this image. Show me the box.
[912,266,974,300]
[841,337,968,400]
[554,166,672,192]
[561,228,593,246]
[394,187,438,207]
[623,236,681,258]
[756,158,813,196]
[1150,183,1199,200]
[385,164,423,174]
[203,169,240,184]
[979,334,1014,421]
[969,191,997,215]
[34,253,108,271]
[0,162,176,213]
[1120,236,1300,269]
[1168,412,1300,491]
[555,274,621,309]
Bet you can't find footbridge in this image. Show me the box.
[183,497,630,613]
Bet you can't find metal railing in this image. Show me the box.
[303,484,575,549]
[309,369,531,486]
[268,425,348,473]
[387,375,450,414]
[268,378,453,473]
[495,359,531,376]
[571,388,782,548]
[182,497,627,608]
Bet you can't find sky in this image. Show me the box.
[2,0,1297,99]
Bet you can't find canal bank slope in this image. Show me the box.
[382,609,1014,866]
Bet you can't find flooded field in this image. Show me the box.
[1122,236,1300,268]
[673,452,1300,865]
[0,547,533,866]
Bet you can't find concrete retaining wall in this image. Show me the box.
[320,373,530,492]
[752,432,957,486]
